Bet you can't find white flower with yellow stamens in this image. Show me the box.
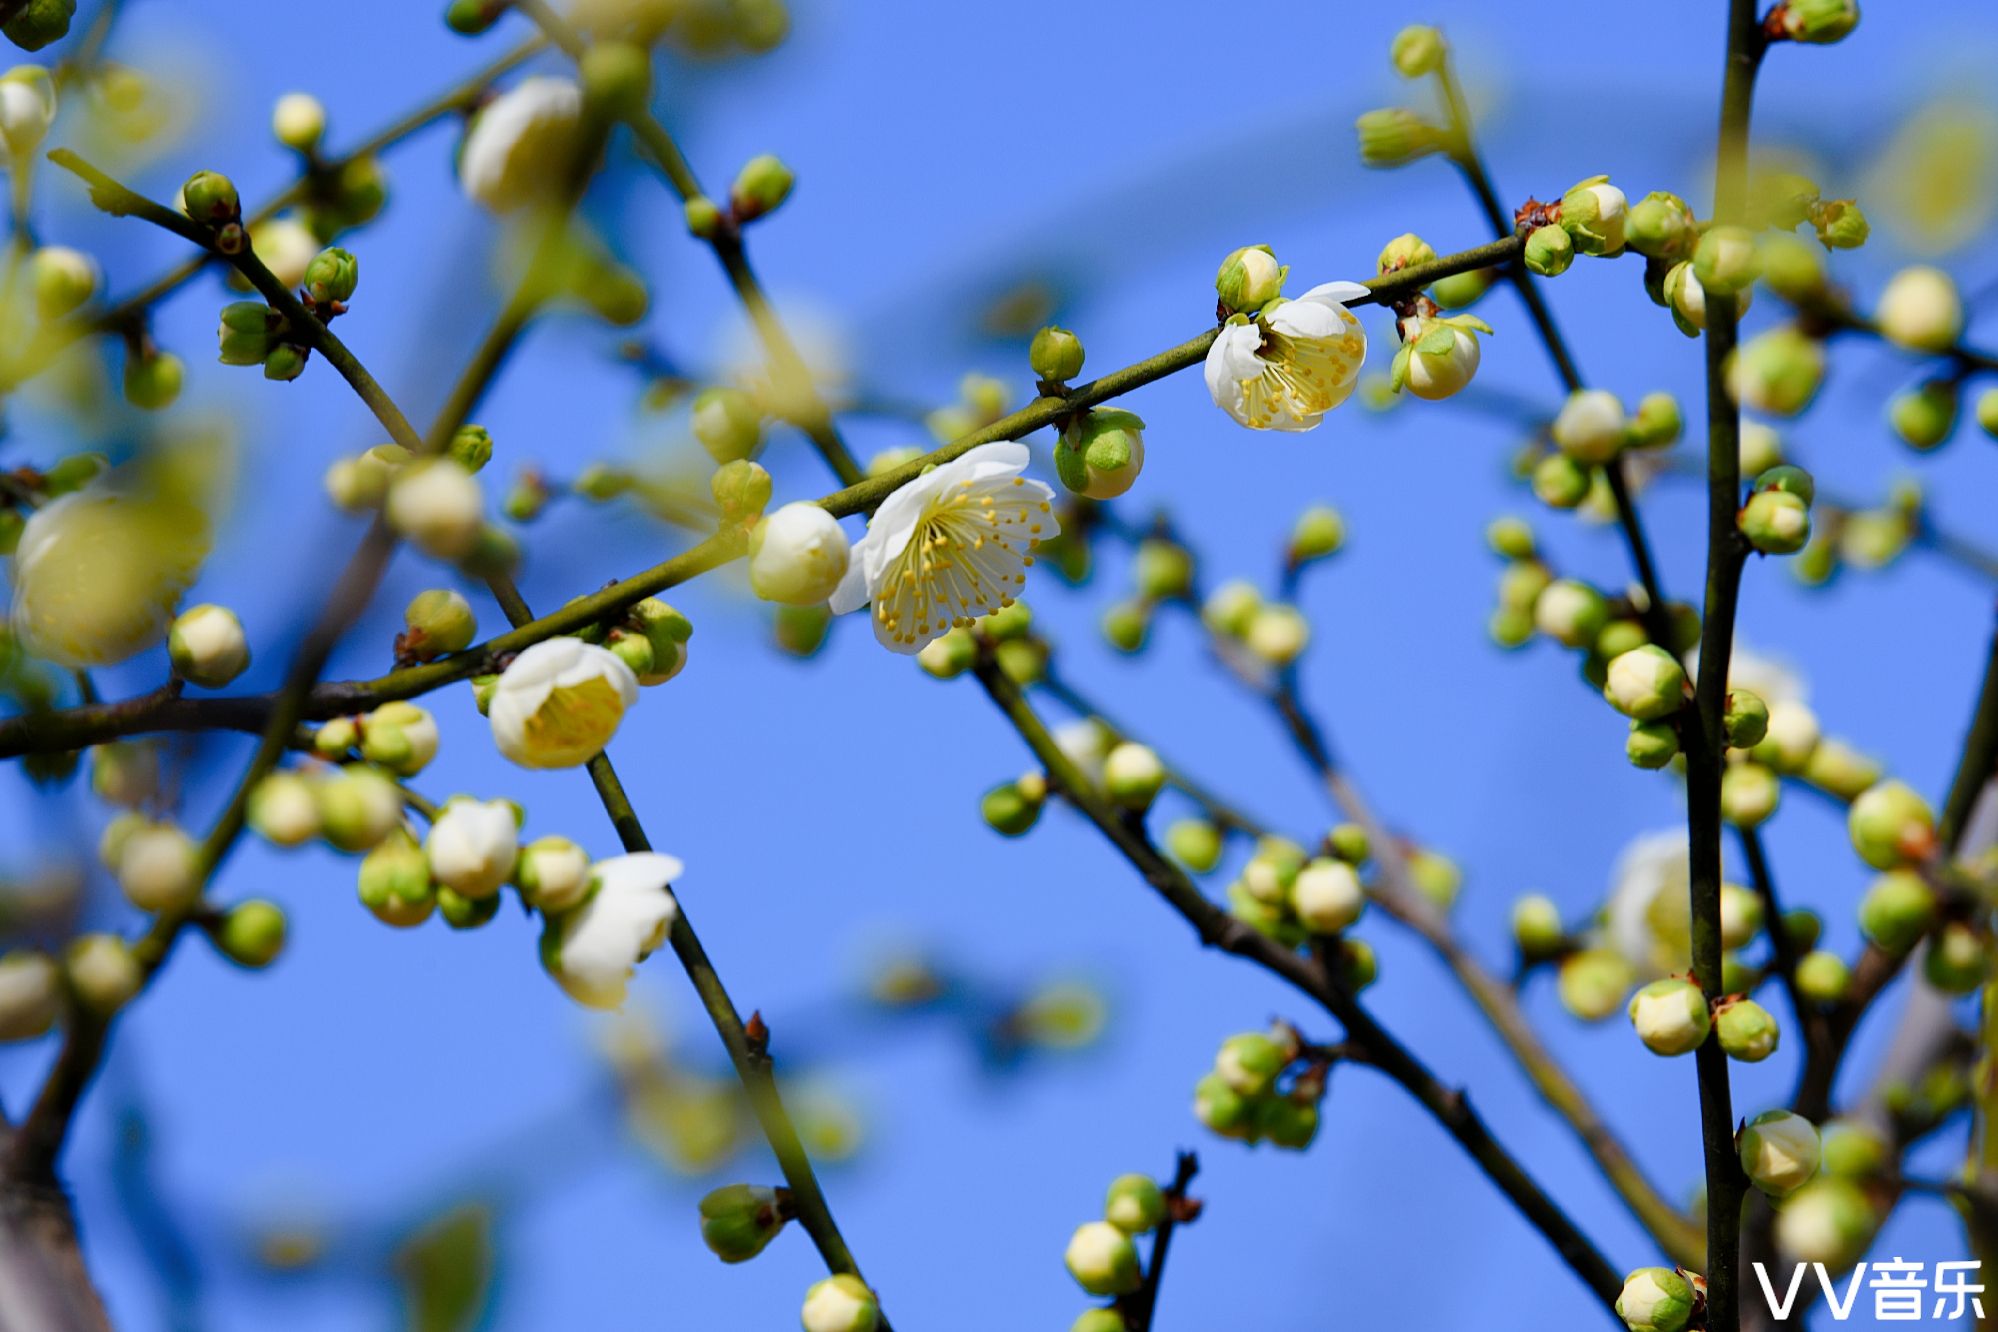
[828,441,1058,655]
[1203,282,1369,432]
[488,637,639,769]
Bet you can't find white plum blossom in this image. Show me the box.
[458,77,585,213]
[424,798,520,899]
[10,489,208,668]
[1606,830,1691,978]
[489,637,640,769]
[1204,282,1369,431]
[0,66,56,167]
[541,851,683,1009]
[828,441,1059,654]
[0,951,61,1042]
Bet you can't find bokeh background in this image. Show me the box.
[5,1,1998,1327]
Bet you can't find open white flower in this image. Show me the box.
[828,441,1058,654]
[10,488,208,667]
[489,637,639,769]
[541,851,683,1009]
[424,798,520,899]
[459,77,584,213]
[1203,282,1369,431]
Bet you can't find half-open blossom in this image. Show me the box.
[828,441,1058,654]
[540,851,682,1009]
[458,77,584,213]
[1203,282,1369,431]
[489,637,639,769]
[424,798,520,899]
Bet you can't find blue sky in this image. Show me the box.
[6,2,1998,1328]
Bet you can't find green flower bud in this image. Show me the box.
[1029,325,1086,382]
[1100,600,1148,653]
[1624,392,1682,450]
[1560,177,1628,257]
[1430,266,1499,310]
[1355,107,1445,168]
[1721,762,1781,828]
[1132,538,1193,601]
[1166,819,1224,874]
[1753,463,1816,505]
[1692,230,1758,305]
[684,195,724,238]
[124,349,185,411]
[1757,231,1828,304]
[1193,1070,1253,1139]
[606,631,656,680]
[1215,1030,1288,1096]
[1848,781,1937,870]
[1739,488,1811,555]
[1501,896,1560,963]
[249,771,320,847]
[1739,1109,1820,1199]
[1244,603,1309,667]
[444,0,507,34]
[1552,389,1626,464]
[1287,506,1346,565]
[29,246,98,322]
[915,626,976,680]
[169,604,250,688]
[442,423,493,473]
[1718,881,1766,949]
[66,933,142,1016]
[1394,314,1485,401]
[1291,857,1364,934]
[1056,408,1146,501]
[1974,387,1998,440]
[1922,920,1989,995]
[1876,265,1962,352]
[1858,870,1937,954]
[1714,996,1780,1062]
[980,780,1043,837]
[1201,580,1260,638]
[1528,454,1585,510]
[1389,24,1445,77]
[1523,223,1575,277]
[1103,742,1165,811]
[1617,1268,1695,1332]
[0,950,61,1041]
[1724,689,1770,749]
[271,92,325,153]
[1819,1119,1888,1178]
[359,701,438,777]
[698,1183,790,1263]
[2,0,74,49]
[729,153,794,222]
[801,1274,880,1332]
[1215,244,1287,313]
[218,301,281,366]
[1721,952,1758,996]
[302,247,359,305]
[1628,977,1711,1056]
[691,386,764,464]
[1794,949,1850,1003]
[1071,1312,1124,1332]
[993,635,1046,686]
[1627,720,1680,770]
[181,170,241,225]
[1487,516,1536,561]
[1064,1221,1140,1297]
[1258,1094,1321,1150]
[623,599,691,687]
[983,601,1034,642]
[513,835,591,913]
[1104,1174,1166,1235]
[580,40,652,119]
[1775,1177,1876,1269]
[262,343,308,383]
[1558,948,1634,1022]
[1604,645,1687,721]
[1779,0,1860,44]
[1536,579,1610,650]
[357,828,436,928]
[1626,192,1696,260]
[1730,327,1825,417]
[1813,198,1869,250]
[1377,232,1437,275]
[702,459,770,523]
[213,899,287,969]
[1888,381,1958,452]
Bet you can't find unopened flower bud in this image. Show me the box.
[1532,453,1590,509]
[698,1183,789,1263]
[248,771,320,847]
[1722,689,1771,750]
[1512,894,1565,960]
[1029,325,1086,382]
[691,386,764,464]
[1730,327,1825,417]
[1215,1030,1287,1095]
[1715,996,1780,1062]
[1888,382,1958,452]
[1876,265,1962,352]
[1776,1177,1875,1268]
[444,0,507,34]
[1694,225,1760,296]
[1245,603,1309,666]
[1561,176,1628,257]
[1789,949,1848,1003]
[514,835,593,912]
[359,701,439,777]
[65,934,142,1016]
[1756,232,1827,306]
[729,153,794,221]
[357,828,435,928]
[1625,392,1682,450]
[1290,857,1364,934]
[1552,389,1626,464]
[210,899,287,969]
[317,764,403,853]
[1812,198,1868,250]
[1604,645,1687,721]
[0,950,61,1042]
[29,246,98,322]
[980,780,1042,837]
[1627,720,1679,770]
[123,348,184,411]
[1389,24,1445,77]
[1201,580,1260,638]
[218,300,280,366]
[401,589,477,661]
[1855,869,1936,955]
[1616,1266,1695,1332]
[1056,408,1145,501]
[260,343,307,382]
[1536,579,1609,650]
[1848,780,1936,870]
[168,604,249,688]
[1819,1119,1888,1178]
[1104,1174,1167,1234]
[1259,1094,1321,1150]
[1624,192,1695,260]
[1779,0,1860,44]
[303,247,358,305]
[580,40,652,119]
[1430,265,1498,310]
[1395,314,1485,401]
[1559,948,1634,1022]
[1355,107,1444,168]
[1064,1221,1140,1297]
[1156,822,1221,878]
[911,626,973,681]
[1377,232,1437,276]
[749,502,849,605]
[1103,742,1165,811]
[1628,977,1711,1056]
[181,170,240,225]
[1721,762,1781,827]
[1,1,72,50]
[271,91,325,153]
[116,822,201,914]
[1524,224,1574,277]
[1922,920,1990,994]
